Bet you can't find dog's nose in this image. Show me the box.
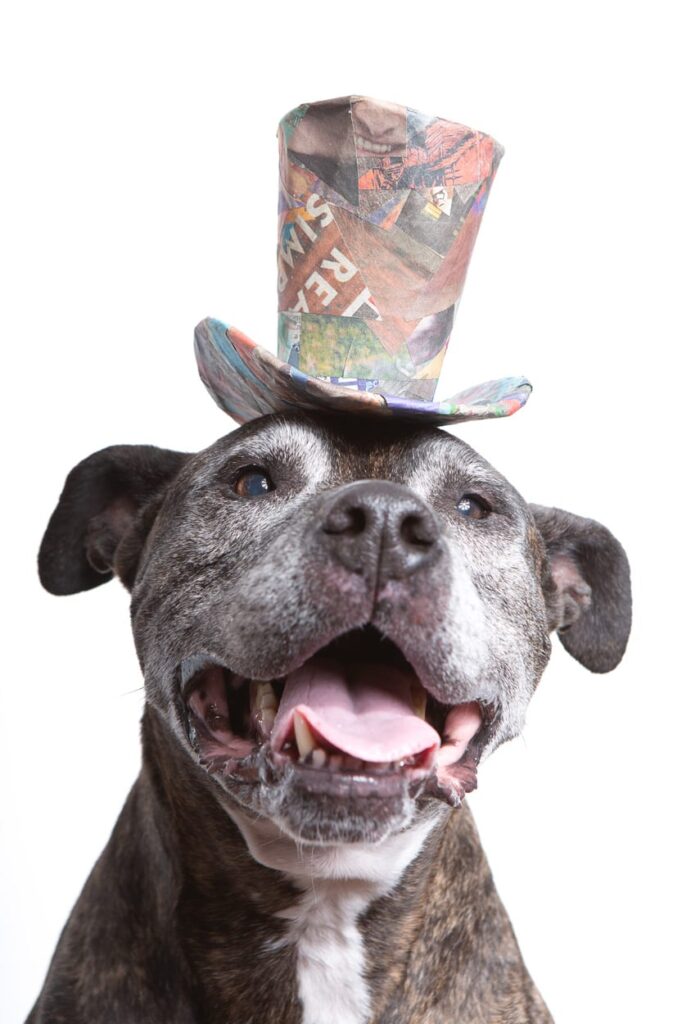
[321,481,441,581]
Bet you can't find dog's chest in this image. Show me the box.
[217,807,442,1024]
[271,880,376,1024]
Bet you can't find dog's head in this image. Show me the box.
[39,413,631,846]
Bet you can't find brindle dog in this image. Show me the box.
[30,412,631,1024]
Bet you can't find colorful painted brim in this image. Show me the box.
[195,317,531,425]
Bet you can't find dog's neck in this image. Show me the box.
[223,802,444,1024]
[142,707,536,1024]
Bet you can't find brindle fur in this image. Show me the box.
[30,412,631,1023]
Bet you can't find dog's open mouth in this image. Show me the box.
[180,627,494,806]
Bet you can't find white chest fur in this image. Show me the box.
[277,878,376,1024]
[225,806,443,1024]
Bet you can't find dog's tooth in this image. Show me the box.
[293,712,315,759]
[329,753,343,771]
[259,707,276,737]
[255,681,278,711]
[344,755,363,770]
[311,747,327,768]
[411,684,427,720]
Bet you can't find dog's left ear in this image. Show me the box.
[39,444,190,596]
[530,505,632,673]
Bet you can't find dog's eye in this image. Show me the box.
[233,467,275,498]
[456,494,490,520]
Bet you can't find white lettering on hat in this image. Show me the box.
[321,248,358,284]
[280,227,305,269]
[297,215,318,242]
[306,193,334,226]
[342,287,380,318]
[292,290,309,313]
[305,271,338,307]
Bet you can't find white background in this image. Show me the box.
[1,2,680,1021]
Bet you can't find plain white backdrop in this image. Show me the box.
[1,2,679,1021]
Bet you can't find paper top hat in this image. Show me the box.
[195,95,531,425]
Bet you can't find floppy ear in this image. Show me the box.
[39,445,189,596]
[530,505,632,673]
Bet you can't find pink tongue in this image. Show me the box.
[272,657,440,763]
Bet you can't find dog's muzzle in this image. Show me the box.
[173,481,497,838]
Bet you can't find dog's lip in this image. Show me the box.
[177,630,497,805]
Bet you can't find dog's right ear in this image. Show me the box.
[38,445,189,596]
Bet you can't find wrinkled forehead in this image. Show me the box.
[191,413,516,499]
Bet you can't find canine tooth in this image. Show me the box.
[293,712,315,759]
[411,685,427,720]
[312,747,327,768]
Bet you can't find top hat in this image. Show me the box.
[194,95,531,425]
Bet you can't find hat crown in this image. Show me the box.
[276,96,503,402]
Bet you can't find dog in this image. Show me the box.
[29,411,631,1023]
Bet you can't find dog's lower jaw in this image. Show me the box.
[178,631,492,844]
[254,762,432,847]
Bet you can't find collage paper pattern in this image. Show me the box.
[195,96,531,425]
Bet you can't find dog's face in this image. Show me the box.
[39,413,631,846]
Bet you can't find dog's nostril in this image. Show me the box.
[324,505,367,536]
[400,514,436,549]
[321,482,441,580]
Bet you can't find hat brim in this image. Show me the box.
[194,318,531,426]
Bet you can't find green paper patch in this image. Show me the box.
[344,329,414,380]
[299,315,367,377]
